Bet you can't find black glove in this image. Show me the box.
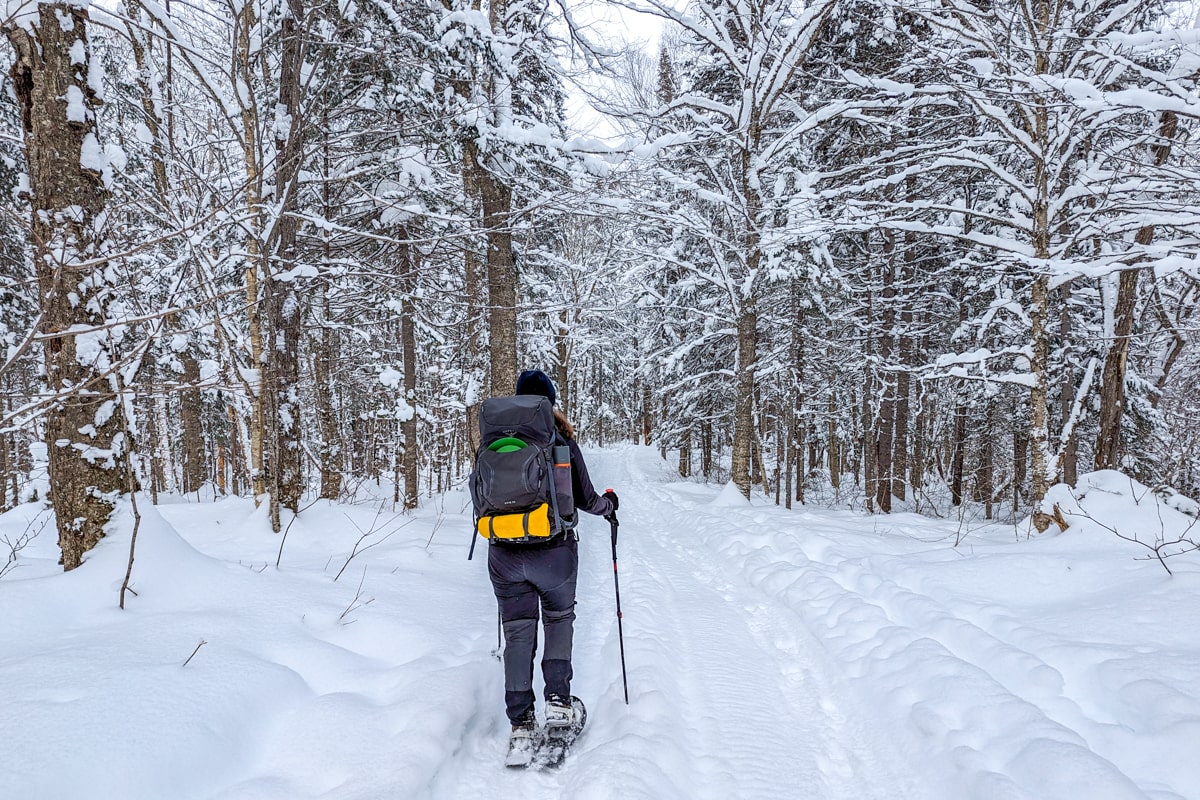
[603,489,619,513]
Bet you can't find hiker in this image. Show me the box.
[488,369,617,762]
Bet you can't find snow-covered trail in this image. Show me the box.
[578,448,1196,800]
[582,447,930,799]
[434,445,930,799]
[3,446,1197,799]
[435,445,1193,799]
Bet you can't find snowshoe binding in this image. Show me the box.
[532,696,587,769]
[505,711,539,769]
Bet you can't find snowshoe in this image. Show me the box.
[532,696,586,769]
[544,694,575,729]
[504,713,539,769]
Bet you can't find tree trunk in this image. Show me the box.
[976,400,995,519]
[400,241,419,510]
[1013,401,1028,517]
[216,444,227,495]
[1029,271,1054,530]
[1057,284,1078,486]
[642,381,653,446]
[862,354,877,510]
[314,104,341,501]
[0,428,9,510]
[911,370,929,492]
[701,420,713,479]
[894,220,915,502]
[229,404,246,496]
[785,404,795,510]
[731,303,757,499]
[950,394,966,506]
[124,0,169,197]
[7,6,129,570]
[828,392,840,490]
[180,354,205,494]
[235,0,267,500]
[470,155,517,396]
[1027,12,1058,531]
[314,298,342,499]
[263,0,306,530]
[151,389,170,497]
[555,311,570,418]
[789,290,804,508]
[128,0,205,494]
[876,235,895,513]
[1094,111,1177,469]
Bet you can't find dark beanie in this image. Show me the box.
[515,369,556,405]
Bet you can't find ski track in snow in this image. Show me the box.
[615,452,929,800]
[597,448,1190,800]
[3,446,1197,799]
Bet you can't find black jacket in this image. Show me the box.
[565,436,613,518]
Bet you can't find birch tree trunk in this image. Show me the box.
[235,0,266,499]
[315,120,341,500]
[7,4,129,570]
[314,297,341,499]
[1029,270,1054,529]
[1028,13,1055,529]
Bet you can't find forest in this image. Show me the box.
[2,0,1198,570]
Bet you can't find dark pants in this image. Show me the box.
[488,537,578,723]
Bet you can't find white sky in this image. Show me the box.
[562,2,665,140]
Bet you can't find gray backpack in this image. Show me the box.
[469,395,576,543]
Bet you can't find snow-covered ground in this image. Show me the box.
[2,447,1198,799]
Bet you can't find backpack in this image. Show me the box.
[469,395,576,543]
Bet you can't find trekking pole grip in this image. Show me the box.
[605,489,619,538]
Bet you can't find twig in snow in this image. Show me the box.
[275,495,323,569]
[338,565,374,624]
[0,510,50,580]
[333,503,412,581]
[120,381,142,611]
[424,513,444,550]
[182,639,207,667]
[1066,480,1200,576]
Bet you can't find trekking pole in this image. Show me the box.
[492,610,503,660]
[606,496,629,704]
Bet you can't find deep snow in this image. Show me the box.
[1,447,1197,799]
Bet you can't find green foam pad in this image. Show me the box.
[488,437,527,453]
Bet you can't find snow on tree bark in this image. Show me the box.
[264,0,307,528]
[6,3,129,570]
